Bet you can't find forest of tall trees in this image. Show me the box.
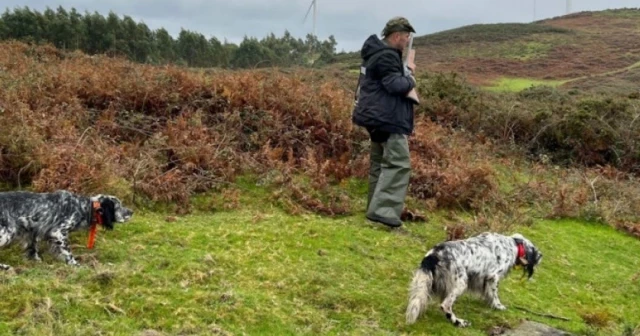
[0,6,339,68]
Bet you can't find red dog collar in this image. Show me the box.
[515,239,527,265]
[517,243,525,259]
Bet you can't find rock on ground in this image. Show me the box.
[502,320,573,336]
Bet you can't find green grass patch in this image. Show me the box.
[597,8,640,19]
[1,196,639,335]
[415,23,572,46]
[453,40,555,60]
[486,77,567,92]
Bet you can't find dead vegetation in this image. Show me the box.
[1,40,640,238]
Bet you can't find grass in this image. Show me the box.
[486,77,567,92]
[414,23,571,46]
[453,40,556,60]
[1,186,639,335]
[567,59,640,82]
[465,57,640,92]
[598,8,640,19]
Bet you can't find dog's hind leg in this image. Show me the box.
[47,229,78,266]
[483,274,506,310]
[15,218,41,262]
[440,273,470,327]
[0,226,17,270]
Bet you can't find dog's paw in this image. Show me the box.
[493,303,507,310]
[455,319,470,328]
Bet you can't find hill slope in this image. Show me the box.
[564,61,640,94]
[1,204,639,335]
[1,31,640,336]
[338,8,640,88]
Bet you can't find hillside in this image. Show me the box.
[338,8,640,90]
[1,40,640,229]
[1,25,640,336]
[564,63,640,94]
[1,203,639,335]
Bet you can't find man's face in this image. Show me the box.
[390,32,411,50]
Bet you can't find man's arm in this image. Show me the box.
[376,52,415,95]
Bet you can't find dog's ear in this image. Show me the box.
[99,197,116,230]
[525,245,541,279]
[511,233,524,239]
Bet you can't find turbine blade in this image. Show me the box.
[303,0,314,23]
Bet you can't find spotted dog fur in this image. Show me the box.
[0,190,133,270]
[405,232,542,327]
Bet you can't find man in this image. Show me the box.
[352,16,418,228]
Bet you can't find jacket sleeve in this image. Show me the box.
[375,52,415,95]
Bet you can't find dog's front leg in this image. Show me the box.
[23,232,42,262]
[47,229,78,266]
[483,275,506,310]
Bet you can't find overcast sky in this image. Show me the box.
[3,0,639,51]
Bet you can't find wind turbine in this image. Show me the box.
[303,0,317,38]
[533,0,537,21]
[566,0,572,14]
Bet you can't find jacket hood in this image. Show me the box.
[360,34,399,60]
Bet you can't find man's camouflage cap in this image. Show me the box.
[381,16,416,37]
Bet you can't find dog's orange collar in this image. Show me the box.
[87,201,102,249]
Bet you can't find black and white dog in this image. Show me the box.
[405,232,542,327]
[0,190,133,270]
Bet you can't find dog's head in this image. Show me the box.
[93,195,134,230]
[511,233,542,279]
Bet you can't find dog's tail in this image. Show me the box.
[405,251,437,324]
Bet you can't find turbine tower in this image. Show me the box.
[303,0,317,37]
[533,0,537,21]
[566,0,572,14]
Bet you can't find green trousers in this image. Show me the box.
[366,133,411,227]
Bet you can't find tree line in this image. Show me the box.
[0,6,339,68]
